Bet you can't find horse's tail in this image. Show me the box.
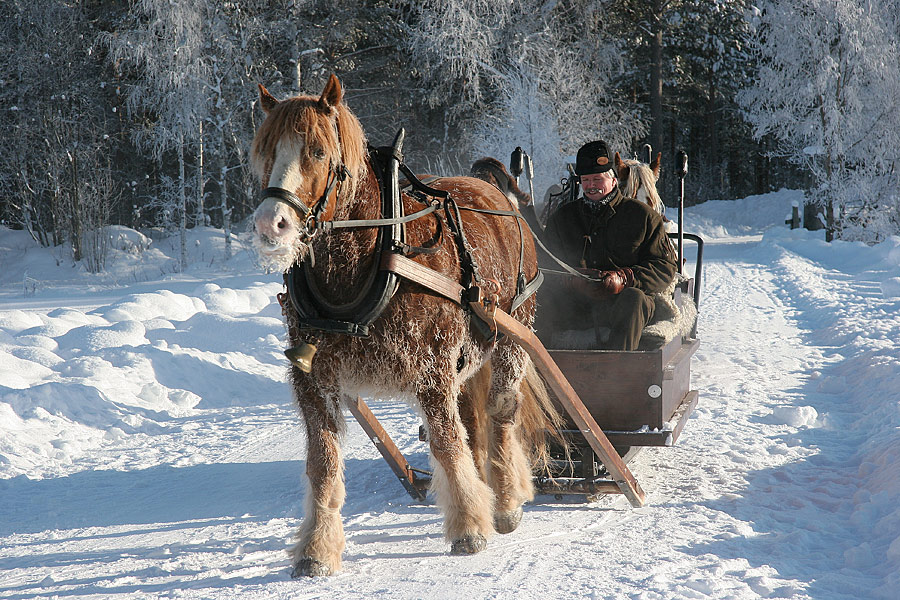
[469,157,534,208]
[462,357,566,476]
[518,358,566,473]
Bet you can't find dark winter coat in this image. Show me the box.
[543,188,677,295]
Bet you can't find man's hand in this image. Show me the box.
[596,268,634,295]
[564,267,634,297]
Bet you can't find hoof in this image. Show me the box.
[450,534,487,555]
[291,557,333,578]
[494,507,523,534]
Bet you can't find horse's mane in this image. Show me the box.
[620,158,663,215]
[251,95,368,201]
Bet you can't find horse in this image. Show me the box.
[469,157,533,207]
[615,151,665,216]
[469,157,543,234]
[250,75,561,577]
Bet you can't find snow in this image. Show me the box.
[2,190,900,599]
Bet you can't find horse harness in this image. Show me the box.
[270,130,543,344]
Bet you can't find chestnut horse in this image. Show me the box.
[469,156,543,235]
[250,75,559,577]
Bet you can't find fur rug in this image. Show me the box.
[637,275,698,350]
[549,275,697,351]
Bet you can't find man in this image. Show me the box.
[541,140,677,351]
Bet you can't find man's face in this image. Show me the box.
[580,171,617,201]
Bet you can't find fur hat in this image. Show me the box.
[575,140,615,176]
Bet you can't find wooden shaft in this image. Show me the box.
[347,396,428,501]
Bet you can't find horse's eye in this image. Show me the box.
[312,148,326,161]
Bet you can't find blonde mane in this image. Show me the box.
[620,158,664,215]
[251,95,368,202]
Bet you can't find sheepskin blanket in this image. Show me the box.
[549,275,697,350]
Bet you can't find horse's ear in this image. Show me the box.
[614,152,628,179]
[318,74,343,111]
[258,84,278,114]
[650,152,662,179]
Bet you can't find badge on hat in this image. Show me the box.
[596,156,609,166]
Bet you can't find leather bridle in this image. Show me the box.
[260,161,351,241]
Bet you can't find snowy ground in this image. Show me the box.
[1,189,899,599]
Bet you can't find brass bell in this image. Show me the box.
[285,343,317,373]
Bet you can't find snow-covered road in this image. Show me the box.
[2,192,899,599]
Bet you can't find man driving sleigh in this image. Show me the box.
[540,140,677,351]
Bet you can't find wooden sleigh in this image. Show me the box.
[348,233,703,506]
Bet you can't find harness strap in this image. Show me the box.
[458,206,523,218]
[261,187,310,215]
[510,270,544,313]
[381,253,465,305]
[319,201,440,231]
[382,252,543,316]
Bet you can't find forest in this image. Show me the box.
[2,0,899,272]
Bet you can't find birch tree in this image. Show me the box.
[104,0,211,270]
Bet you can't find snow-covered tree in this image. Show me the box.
[407,0,643,200]
[738,0,900,242]
[104,0,211,270]
[404,0,510,123]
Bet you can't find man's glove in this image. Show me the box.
[596,268,634,295]
[563,267,634,297]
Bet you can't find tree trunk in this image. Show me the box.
[219,127,232,261]
[196,121,205,228]
[649,0,664,166]
[70,150,82,262]
[706,74,720,193]
[179,129,188,271]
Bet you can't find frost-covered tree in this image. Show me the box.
[104,0,211,270]
[407,0,643,199]
[404,0,510,124]
[0,0,119,267]
[467,35,644,202]
[738,0,900,242]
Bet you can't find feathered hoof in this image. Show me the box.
[450,534,488,555]
[291,556,333,578]
[494,507,523,534]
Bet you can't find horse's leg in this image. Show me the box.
[290,384,346,577]
[485,339,533,534]
[423,382,495,554]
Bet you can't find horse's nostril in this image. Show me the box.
[277,218,287,230]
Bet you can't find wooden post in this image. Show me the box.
[786,202,800,229]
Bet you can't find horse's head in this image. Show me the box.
[615,152,664,216]
[250,74,367,272]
